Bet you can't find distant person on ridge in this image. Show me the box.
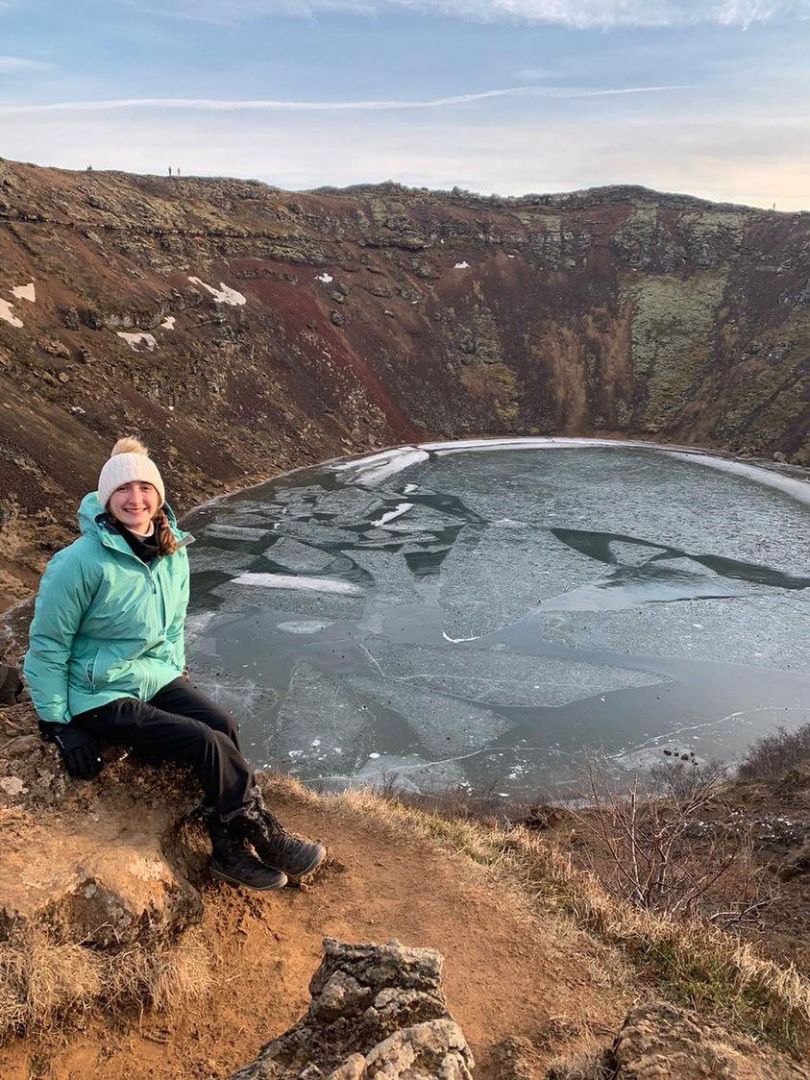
[23,437,326,891]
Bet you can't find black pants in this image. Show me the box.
[73,678,255,820]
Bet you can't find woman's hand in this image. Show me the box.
[39,721,103,779]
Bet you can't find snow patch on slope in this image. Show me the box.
[117,332,157,351]
[11,282,36,302]
[188,277,247,306]
[0,299,23,327]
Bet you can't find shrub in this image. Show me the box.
[738,723,810,780]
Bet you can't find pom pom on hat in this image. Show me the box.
[98,437,166,509]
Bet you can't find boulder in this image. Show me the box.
[228,938,474,1079]
[0,803,202,950]
[0,665,22,707]
[610,1002,807,1080]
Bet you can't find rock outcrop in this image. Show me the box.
[228,938,474,1080]
[610,1002,808,1080]
[544,1002,810,1080]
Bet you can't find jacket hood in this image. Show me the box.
[78,492,183,540]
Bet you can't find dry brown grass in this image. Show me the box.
[0,926,213,1042]
[546,1052,616,1080]
[0,931,102,1039]
[105,929,213,1012]
[329,784,810,1053]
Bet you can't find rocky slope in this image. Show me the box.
[2,687,809,1079]
[1,159,808,609]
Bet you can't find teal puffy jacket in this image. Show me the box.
[24,493,193,724]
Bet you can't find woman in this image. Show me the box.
[24,437,325,891]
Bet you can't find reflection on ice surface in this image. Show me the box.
[183,441,810,798]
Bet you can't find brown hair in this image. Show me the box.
[154,508,179,557]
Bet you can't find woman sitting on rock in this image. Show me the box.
[23,437,325,892]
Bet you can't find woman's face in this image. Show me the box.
[107,481,160,535]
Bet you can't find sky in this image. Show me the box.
[0,1,809,209]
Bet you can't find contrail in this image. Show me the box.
[0,85,690,115]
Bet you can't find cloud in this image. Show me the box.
[2,87,806,210]
[0,55,52,73]
[0,84,690,115]
[135,0,810,28]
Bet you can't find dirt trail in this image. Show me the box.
[0,786,630,1079]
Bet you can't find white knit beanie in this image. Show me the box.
[98,437,165,509]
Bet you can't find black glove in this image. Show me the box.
[38,721,103,780]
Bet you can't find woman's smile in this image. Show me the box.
[108,481,160,534]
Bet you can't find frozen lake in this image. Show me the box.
[183,440,810,798]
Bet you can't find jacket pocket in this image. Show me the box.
[89,649,126,690]
[89,650,103,688]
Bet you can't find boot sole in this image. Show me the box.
[210,865,288,891]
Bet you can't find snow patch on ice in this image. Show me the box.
[666,450,810,508]
[11,282,35,302]
[188,277,247,306]
[0,299,23,327]
[330,446,429,486]
[117,332,157,351]
[371,502,413,527]
[277,620,330,635]
[419,436,700,456]
[231,572,363,596]
[206,523,267,541]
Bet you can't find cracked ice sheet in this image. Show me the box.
[344,673,514,756]
[280,518,362,546]
[191,675,278,732]
[271,663,376,771]
[609,703,810,775]
[309,487,379,524]
[189,546,259,575]
[368,501,468,533]
[205,523,270,542]
[317,754,466,795]
[414,447,810,577]
[539,593,810,669]
[262,536,337,572]
[438,525,597,638]
[260,537,336,574]
[211,577,365,620]
[359,641,665,708]
[345,549,428,604]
